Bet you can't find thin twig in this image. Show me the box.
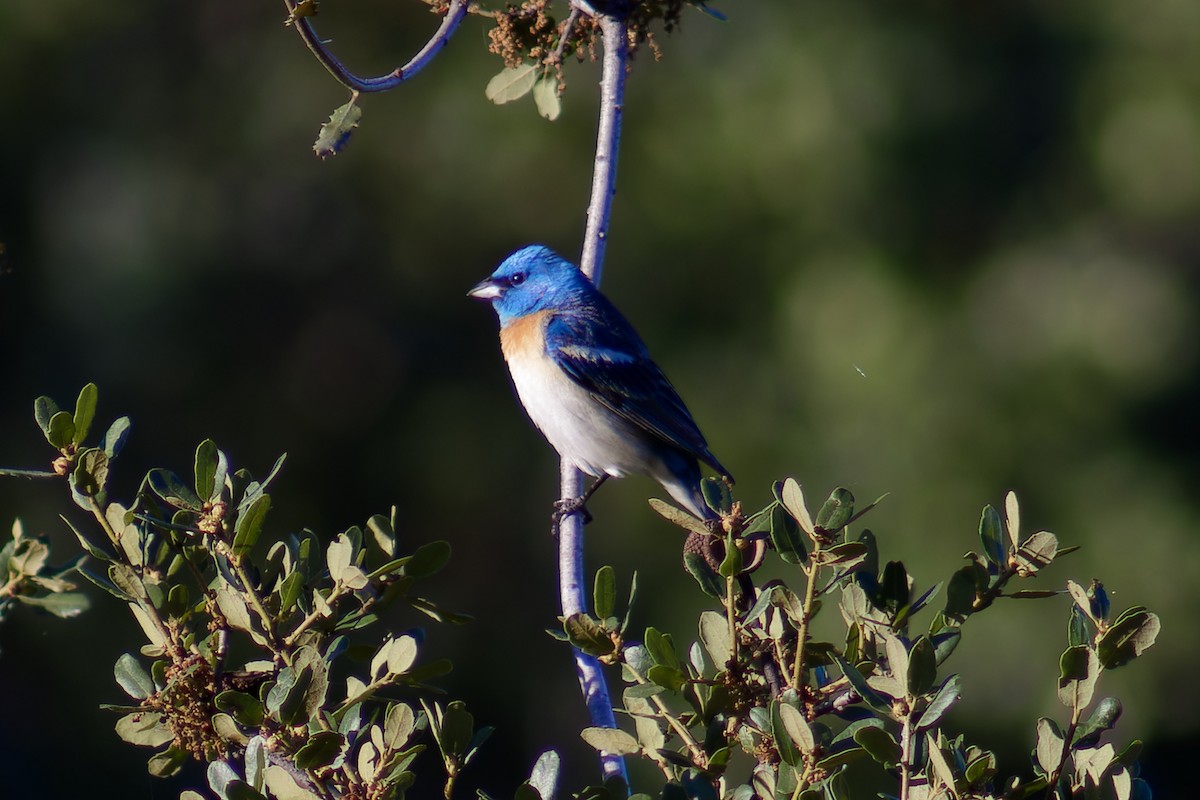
[791,549,823,689]
[558,4,630,787]
[899,709,914,800]
[548,7,584,66]
[283,0,469,93]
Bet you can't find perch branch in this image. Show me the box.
[558,5,630,787]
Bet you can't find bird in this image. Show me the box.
[468,244,732,521]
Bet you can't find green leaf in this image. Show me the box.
[648,498,710,535]
[245,736,267,792]
[770,701,800,768]
[1073,696,1122,747]
[916,674,961,730]
[72,448,109,497]
[925,733,958,794]
[779,478,815,535]
[102,416,132,458]
[78,564,127,600]
[528,750,560,800]
[147,746,187,778]
[72,383,99,445]
[18,591,91,618]
[815,487,854,533]
[367,513,395,557]
[216,690,265,727]
[404,540,452,578]
[1014,531,1058,575]
[438,701,475,758]
[622,570,638,634]
[945,566,977,620]
[148,469,203,511]
[313,99,362,159]
[778,702,816,755]
[47,411,76,450]
[580,727,641,755]
[563,613,616,659]
[770,503,807,564]
[814,541,868,568]
[115,653,154,700]
[115,712,174,747]
[485,64,538,104]
[195,440,228,504]
[880,560,910,614]
[1004,490,1021,551]
[266,665,313,726]
[644,627,678,670]
[1058,644,1098,709]
[683,552,723,598]
[647,664,686,692]
[832,653,891,713]
[854,725,900,766]
[593,565,616,620]
[964,751,998,786]
[294,731,345,770]
[233,495,270,558]
[907,635,937,696]
[1097,609,1160,669]
[1035,717,1065,774]
[717,533,742,577]
[979,504,1006,566]
[384,703,417,749]
[531,76,560,120]
[884,633,909,693]
[327,533,366,590]
[698,610,731,667]
[277,571,305,614]
[701,476,733,516]
[61,514,111,561]
[34,396,59,436]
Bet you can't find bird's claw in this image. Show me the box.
[552,496,594,527]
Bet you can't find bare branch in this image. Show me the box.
[558,6,630,786]
[284,0,469,94]
[577,13,628,284]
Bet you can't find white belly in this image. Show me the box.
[506,349,649,479]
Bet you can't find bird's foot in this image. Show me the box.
[552,496,594,528]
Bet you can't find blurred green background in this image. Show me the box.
[2,0,1198,796]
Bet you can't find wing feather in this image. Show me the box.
[544,306,731,480]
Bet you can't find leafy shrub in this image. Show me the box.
[2,385,1160,800]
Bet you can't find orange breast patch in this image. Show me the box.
[500,310,550,362]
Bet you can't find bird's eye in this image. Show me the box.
[509,272,526,286]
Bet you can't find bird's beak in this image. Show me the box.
[467,278,503,300]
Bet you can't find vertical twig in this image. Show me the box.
[577,13,627,284]
[899,711,914,800]
[559,6,629,787]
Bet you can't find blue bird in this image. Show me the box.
[469,245,732,521]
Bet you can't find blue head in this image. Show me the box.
[468,245,593,325]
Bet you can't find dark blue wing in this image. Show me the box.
[544,299,732,480]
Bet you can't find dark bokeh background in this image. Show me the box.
[2,0,1198,796]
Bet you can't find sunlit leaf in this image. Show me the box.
[485,64,538,104]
